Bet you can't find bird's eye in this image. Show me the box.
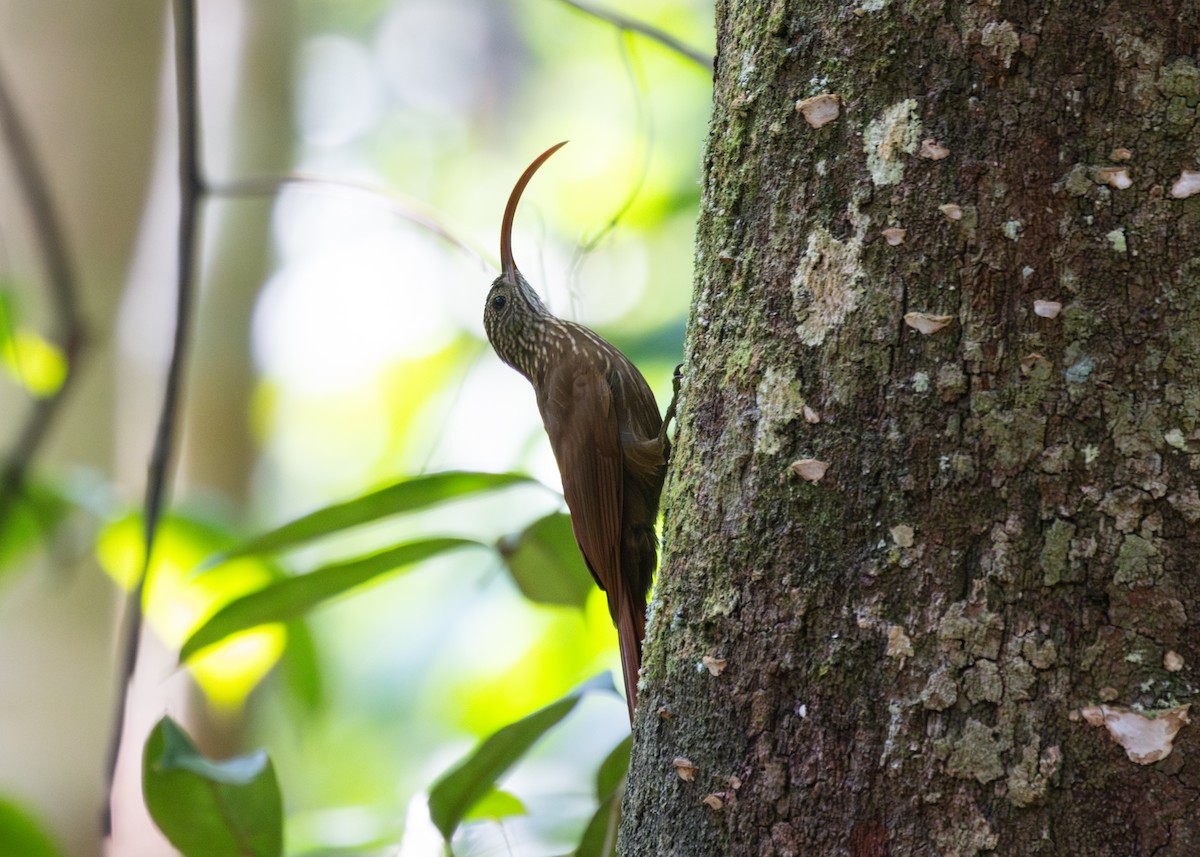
[490,294,507,310]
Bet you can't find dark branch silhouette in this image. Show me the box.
[555,0,713,73]
[0,59,85,534]
[104,0,204,835]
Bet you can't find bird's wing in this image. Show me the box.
[538,361,624,596]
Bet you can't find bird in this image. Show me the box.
[483,141,676,724]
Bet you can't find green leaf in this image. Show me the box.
[181,538,479,661]
[572,793,621,857]
[428,674,614,841]
[595,735,631,799]
[0,797,66,857]
[462,789,527,823]
[203,471,533,567]
[143,717,282,857]
[279,618,324,712]
[569,736,631,857]
[498,512,594,608]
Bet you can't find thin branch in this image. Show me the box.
[554,0,713,73]
[211,174,491,271]
[565,31,653,318]
[103,0,204,835]
[0,58,85,532]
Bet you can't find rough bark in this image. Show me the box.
[623,2,1200,855]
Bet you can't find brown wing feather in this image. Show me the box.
[538,362,623,589]
[538,359,645,719]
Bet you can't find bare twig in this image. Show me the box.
[554,0,713,73]
[0,59,85,532]
[568,30,654,304]
[211,174,491,271]
[103,0,204,835]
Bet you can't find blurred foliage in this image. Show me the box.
[96,513,289,708]
[0,797,66,857]
[0,287,66,398]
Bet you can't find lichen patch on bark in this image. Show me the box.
[790,227,864,346]
[863,98,920,186]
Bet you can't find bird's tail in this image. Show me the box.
[614,590,646,725]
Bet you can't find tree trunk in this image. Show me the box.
[623,2,1200,855]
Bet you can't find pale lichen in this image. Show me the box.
[863,99,920,186]
[922,665,958,710]
[1006,743,1061,807]
[791,227,864,346]
[1040,519,1076,586]
[755,366,806,455]
[980,20,1020,68]
[962,659,1002,704]
[1113,533,1162,585]
[946,718,1006,783]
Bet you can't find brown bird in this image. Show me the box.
[484,142,676,724]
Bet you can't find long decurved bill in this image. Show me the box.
[500,141,569,282]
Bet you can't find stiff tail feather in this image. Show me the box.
[614,591,646,725]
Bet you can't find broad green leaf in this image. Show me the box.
[203,471,533,567]
[0,797,66,857]
[462,789,527,823]
[143,717,282,857]
[181,538,479,661]
[428,674,614,841]
[498,512,593,608]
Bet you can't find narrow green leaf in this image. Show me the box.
[497,512,594,608]
[462,789,527,823]
[143,717,282,857]
[181,538,478,661]
[595,735,632,799]
[428,674,614,841]
[571,793,621,857]
[569,735,631,857]
[279,619,324,712]
[203,471,532,568]
[0,798,66,857]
